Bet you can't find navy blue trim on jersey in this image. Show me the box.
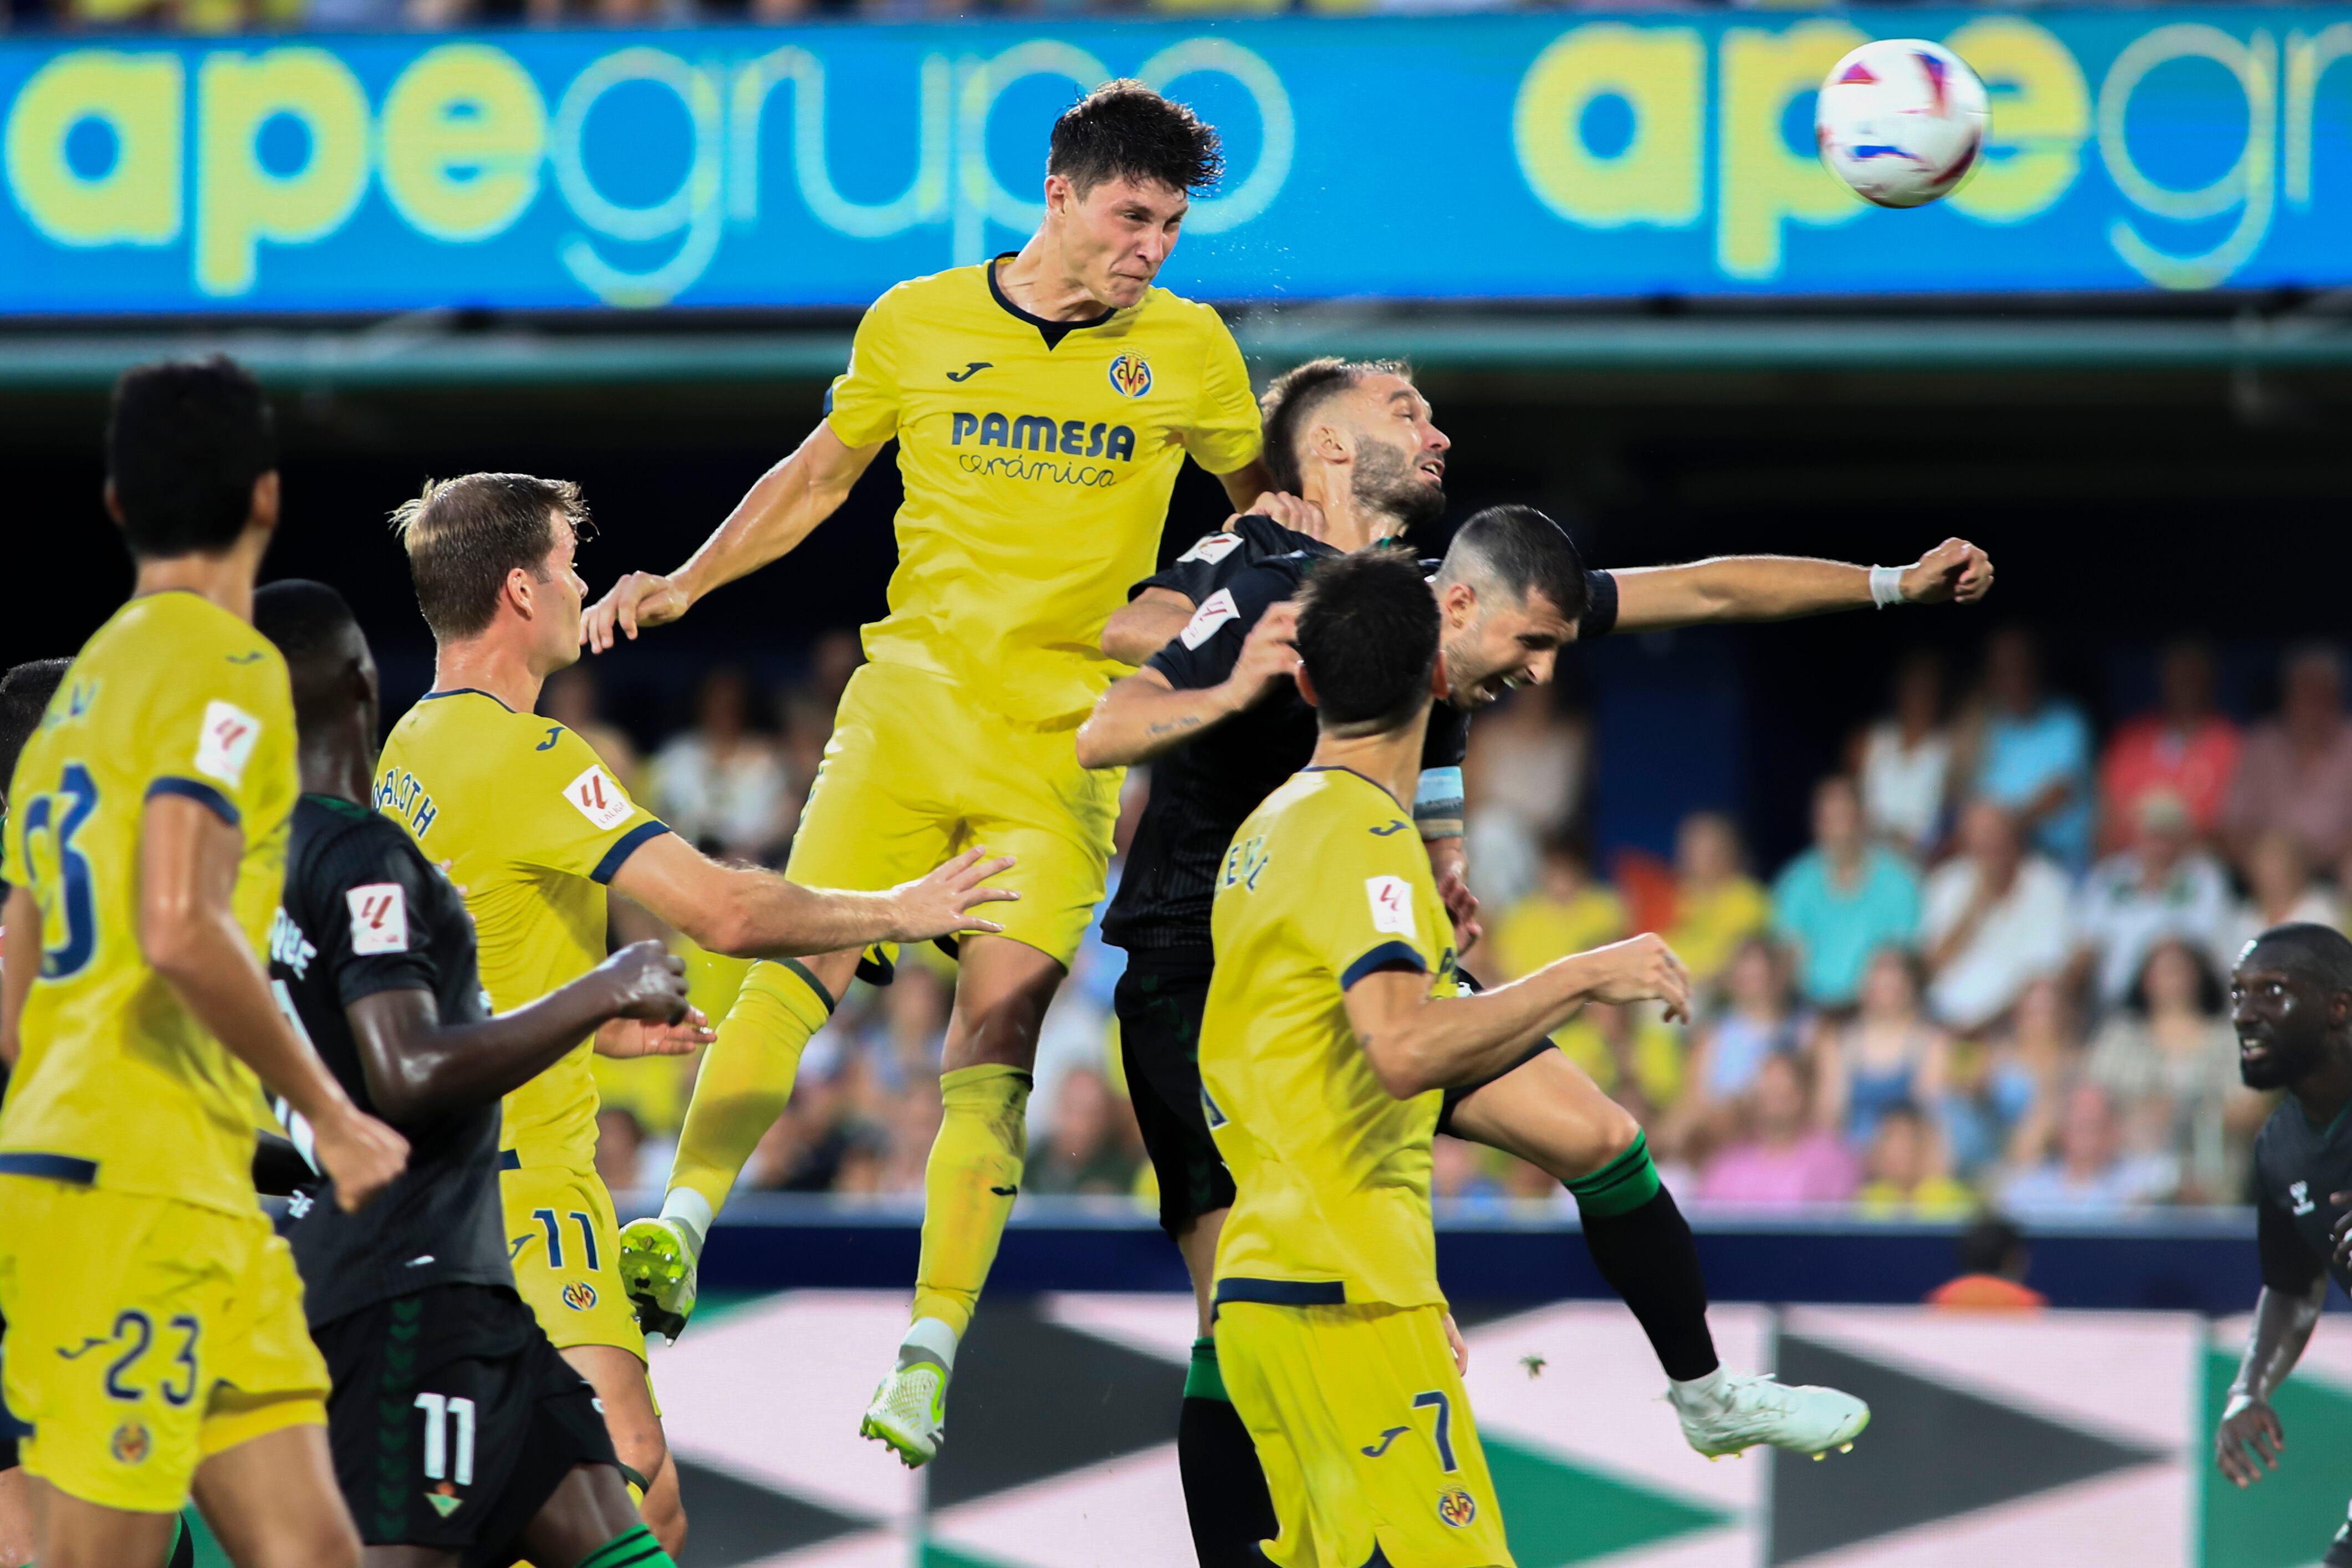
[0,1152,97,1184]
[417,687,516,712]
[146,775,240,827]
[1214,1278,1348,1308]
[590,821,671,886]
[1300,764,1405,810]
[498,1149,522,1171]
[1341,941,1428,992]
[988,254,1115,350]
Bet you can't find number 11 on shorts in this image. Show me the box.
[415,1393,476,1485]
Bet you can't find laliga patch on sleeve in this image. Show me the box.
[194,700,263,790]
[1175,532,1242,566]
[346,883,409,955]
[1365,875,1416,939]
[565,765,633,831]
[1181,588,1241,650]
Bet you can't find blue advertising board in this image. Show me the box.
[0,9,2346,314]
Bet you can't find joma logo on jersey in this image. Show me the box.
[949,412,1136,461]
[1107,355,1152,397]
[375,768,439,837]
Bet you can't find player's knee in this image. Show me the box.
[1557,1099,1641,1182]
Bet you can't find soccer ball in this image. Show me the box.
[1815,39,1989,209]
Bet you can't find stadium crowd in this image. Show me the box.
[568,624,2336,1220]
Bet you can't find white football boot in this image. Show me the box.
[1670,1370,1870,1460]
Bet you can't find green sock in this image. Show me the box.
[1564,1130,1662,1219]
[1183,1335,1229,1402]
[575,1523,674,1568]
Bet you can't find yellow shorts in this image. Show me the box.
[785,660,1120,970]
[1218,1301,1513,1568]
[500,1161,644,1361]
[0,1176,328,1513]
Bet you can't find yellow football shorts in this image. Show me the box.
[0,1176,328,1513]
[1218,1300,1513,1568]
[501,1161,644,1361]
[785,660,1121,970]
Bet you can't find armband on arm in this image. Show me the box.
[1414,767,1465,840]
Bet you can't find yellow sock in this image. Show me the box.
[664,958,833,1222]
[911,1063,1033,1339]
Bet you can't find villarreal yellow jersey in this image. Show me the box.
[374,690,669,1173]
[0,592,295,1216]
[1203,767,1455,1311]
[824,257,1263,726]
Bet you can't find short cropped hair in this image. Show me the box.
[1436,504,1591,625]
[2244,922,2352,997]
[390,473,586,641]
[107,355,276,559]
[1048,81,1223,198]
[1257,359,1411,496]
[1295,549,1441,735]
[0,658,70,795]
[254,579,364,732]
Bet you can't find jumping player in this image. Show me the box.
[580,83,1274,1464]
[0,357,409,1568]
[254,579,698,1568]
[1082,359,1982,1554]
[1202,549,1691,1568]
[377,472,1013,1549]
[2214,923,2352,1565]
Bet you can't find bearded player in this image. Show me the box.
[581,82,1273,1464]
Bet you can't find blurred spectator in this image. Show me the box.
[1431,1135,1507,1210]
[1926,1216,2047,1310]
[1921,801,2073,1033]
[1771,775,1922,1010]
[1856,650,1954,856]
[2001,1082,2172,1218]
[2225,645,2352,871]
[595,1107,645,1197]
[649,665,796,864]
[1815,948,1949,1149]
[1944,977,2077,1179]
[1555,1000,1682,1130]
[1664,812,1771,990]
[2071,790,2231,1014]
[2098,639,2240,852]
[1491,836,1624,983]
[1855,1102,1973,1219]
[1027,1068,1141,1196]
[1966,628,2094,871]
[2084,939,2262,1204]
[1664,938,1800,1155]
[1695,1051,1859,1206]
[807,629,864,718]
[542,665,643,791]
[2228,829,2341,959]
[1463,689,1588,910]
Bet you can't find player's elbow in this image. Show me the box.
[137,896,213,987]
[1074,710,1122,770]
[1361,1035,1437,1100]
[675,875,768,958]
[1100,608,1157,667]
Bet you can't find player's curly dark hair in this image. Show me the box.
[1257,359,1412,496]
[0,658,69,800]
[391,473,591,642]
[1295,548,1441,737]
[1048,81,1223,197]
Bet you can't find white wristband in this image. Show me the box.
[1869,564,1906,609]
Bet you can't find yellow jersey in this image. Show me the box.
[1203,767,1455,1311]
[0,592,295,1216]
[374,690,669,1173]
[823,257,1263,726]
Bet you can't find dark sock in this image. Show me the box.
[165,1514,195,1568]
[575,1521,674,1568]
[1569,1136,1720,1382]
[1179,1336,1277,1568]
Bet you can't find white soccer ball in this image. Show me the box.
[1815,39,1989,210]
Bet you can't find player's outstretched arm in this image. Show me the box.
[346,939,697,1124]
[581,422,885,652]
[2216,1276,2326,1487]
[613,835,1017,959]
[1345,933,1692,1100]
[1078,600,1302,769]
[139,794,408,1209]
[1610,539,1994,632]
[0,885,34,1068]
